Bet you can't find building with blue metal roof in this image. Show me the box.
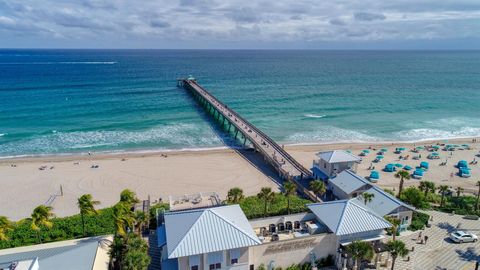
[312,150,361,180]
[0,236,111,270]
[325,169,416,230]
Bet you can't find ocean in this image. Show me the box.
[0,49,479,158]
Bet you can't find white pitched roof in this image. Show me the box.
[317,150,361,163]
[329,170,370,195]
[308,199,391,236]
[357,186,416,216]
[164,205,261,258]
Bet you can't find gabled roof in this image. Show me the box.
[317,150,361,163]
[0,236,110,270]
[164,205,261,258]
[357,186,416,216]
[330,170,370,195]
[307,199,391,236]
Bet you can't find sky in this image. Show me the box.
[0,0,480,49]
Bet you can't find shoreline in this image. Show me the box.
[1,137,479,220]
[1,136,478,164]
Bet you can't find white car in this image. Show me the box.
[450,231,478,243]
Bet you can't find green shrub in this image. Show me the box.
[0,208,115,250]
[408,212,430,231]
[238,193,311,219]
[148,203,170,229]
[317,254,334,267]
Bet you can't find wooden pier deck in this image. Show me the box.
[179,78,318,201]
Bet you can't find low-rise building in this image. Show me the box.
[157,200,392,270]
[0,236,111,270]
[328,170,415,230]
[312,150,361,180]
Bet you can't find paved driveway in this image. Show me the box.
[387,211,479,270]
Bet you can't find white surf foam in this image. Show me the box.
[304,114,326,119]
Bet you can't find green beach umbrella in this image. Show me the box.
[416,146,424,150]
[394,163,403,168]
[431,152,439,156]
[362,149,370,153]
[381,148,388,152]
[432,145,440,149]
[376,155,384,159]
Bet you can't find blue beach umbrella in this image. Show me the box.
[362,149,370,153]
[381,148,388,152]
[420,161,429,170]
[394,163,403,168]
[403,165,413,170]
[457,160,468,168]
[376,155,384,159]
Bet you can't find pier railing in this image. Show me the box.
[180,79,318,202]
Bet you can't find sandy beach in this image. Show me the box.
[1,138,479,220]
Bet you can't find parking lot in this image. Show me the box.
[390,211,479,270]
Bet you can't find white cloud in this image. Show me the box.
[0,0,479,48]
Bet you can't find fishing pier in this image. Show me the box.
[178,77,318,202]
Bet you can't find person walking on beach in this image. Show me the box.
[417,231,422,243]
[424,235,429,245]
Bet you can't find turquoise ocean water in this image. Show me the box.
[0,50,479,157]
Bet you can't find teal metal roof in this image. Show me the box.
[308,199,391,236]
[164,205,261,258]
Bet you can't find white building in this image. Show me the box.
[312,150,361,180]
[157,201,392,270]
[328,170,415,230]
[0,236,111,270]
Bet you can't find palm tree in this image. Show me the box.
[384,216,401,241]
[418,181,434,198]
[77,194,100,237]
[0,216,14,241]
[257,187,275,218]
[226,187,244,204]
[120,189,139,206]
[475,181,480,212]
[134,211,148,236]
[360,192,375,205]
[283,181,297,214]
[455,186,464,197]
[31,205,54,243]
[438,185,449,207]
[345,240,374,270]
[394,170,410,198]
[385,240,409,270]
[310,180,326,200]
[113,202,135,236]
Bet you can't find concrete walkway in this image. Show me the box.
[381,211,479,270]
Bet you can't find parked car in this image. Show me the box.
[450,231,478,243]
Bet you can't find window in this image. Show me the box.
[250,265,254,270]
[230,248,241,265]
[189,255,200,270]
[209,263,221,269]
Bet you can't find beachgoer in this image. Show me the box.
[424,235,429,244]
